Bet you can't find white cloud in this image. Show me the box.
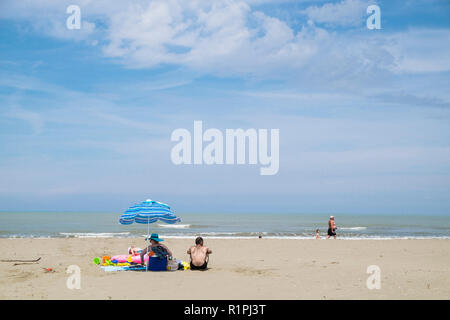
[101,0,310,74]
[1,0,450,82]
[384,28,450,74]
[97,1,352,78]
[300,0,370,27]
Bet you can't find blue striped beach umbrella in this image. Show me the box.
[119,199,181,242]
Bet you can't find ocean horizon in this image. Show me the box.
[1,211,449,240]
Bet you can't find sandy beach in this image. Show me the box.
[0,238,449,300]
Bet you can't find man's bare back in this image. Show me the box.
[188,245,211,266]
[187,237,212,269]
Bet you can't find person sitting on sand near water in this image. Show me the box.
[139,233,173,265]
[327,216,337,239]
[187,236,212,270]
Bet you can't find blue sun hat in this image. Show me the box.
[147,233,164,242]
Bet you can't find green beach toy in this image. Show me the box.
[93,257,100,265]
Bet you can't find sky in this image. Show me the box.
[0,0,449,214]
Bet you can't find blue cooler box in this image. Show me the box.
[147,256,167,271]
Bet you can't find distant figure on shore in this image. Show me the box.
[327,216,337,239]
[315,229,320,239]
[187,236,212,270]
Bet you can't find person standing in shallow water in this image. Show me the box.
[327,216,337,239]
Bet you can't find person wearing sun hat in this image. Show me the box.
[139,233,173,265]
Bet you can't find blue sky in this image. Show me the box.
[0,0,449,214]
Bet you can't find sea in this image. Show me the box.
[1,212,449,240]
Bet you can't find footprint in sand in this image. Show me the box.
[7,271,36,282]
[232,267,276,276]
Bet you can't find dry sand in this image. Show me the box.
[0,238,449,300]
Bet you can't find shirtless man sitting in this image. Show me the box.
[187,237,212,270]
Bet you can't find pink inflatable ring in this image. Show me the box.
[111,254,149,264]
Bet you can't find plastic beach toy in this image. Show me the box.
[93,257,101,265]
[181,261,190,270]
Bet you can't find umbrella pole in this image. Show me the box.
[146,217,150,272]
